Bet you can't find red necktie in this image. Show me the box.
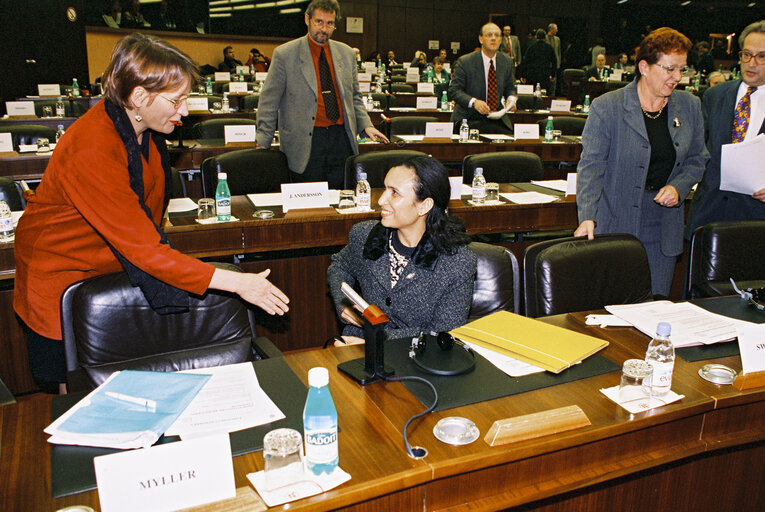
[732,86,755,143]
[506,37,512,58]
[487,60,498,111]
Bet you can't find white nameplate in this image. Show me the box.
[517,84,534,95]
[417,82,435,94]
[236,66,249,75]
[38,84,61,96]
[224,125,256,144]
[425,122,452,138]
[255,72,269,82]
[566,172,577,196]
[449,176,463,199]
[679,75,690,85]
[417,96,438,110]
[514,124,540,140]
[363,62,377,74]
[407,71,421,82]
[94,434,235,512]
[737,324,765,375]
[609,70,623,82]
[281,182,330,212]
[357,72,372,82]
[187,97,209,111]
[0,133,13,152]
[5,101,35,117]
[214,72,230,82]
[359,82,371,93]
[403,62,411,69]
[550,100,572,112]
[228,82,248,93]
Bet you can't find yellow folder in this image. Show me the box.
[451,311,609,373]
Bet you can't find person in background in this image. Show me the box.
[432,56,450,83]
[327,156,476,344]
[246,48,271,72]
[500,25,521,67]
[411,50,428,72]
[613,52,630,69]
[386,50,398,67]
[547,23,562,94]
[218,46,242,72]
[102,0,122,28]
[150,1,177,31]
[706,71,726,87]
[122,0,150,28]
[368,50,382,62]
[686,20,765,237]
[575,27,709,296]
[523,29,556,93]
[590,37,606,66]
[439,48,451,65]
[13,33,289,394]
[587,53,611,81]
[696,41,715,77]
[353,47,362,68]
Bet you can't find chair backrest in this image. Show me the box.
[170,167,185,198]
[343,149,428,189]
[0,124,57,150]
[33,100,86,118]
[241,93,260,111]
[61,263,265,391]
[523,234,653,317]
[390,75,407,82]
[562,68,586,84]
[515,94,542,110]
[536,116,587,136]
[687,220,765,298]
[390,116,440,136]
[0,177,23,211]
[391,84,415,93]
[370,92,390,110]
[605,80,630,91]
[191,117,257,140]
[201,148,291,197]
[468,242,520,319]
[462,151,544,184]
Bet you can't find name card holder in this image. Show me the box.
[357,72,372,83]
[514,124,540,140]
[186,97,210,113]
[0,133,14,153]
[224,125,256,146]
[359,82,371,93]
[416,96,438,110]
[255,72,269,82]
[214,72,231,82]
[5,101,36,118]
[406,72,421,84]
[550,99,572,112]
[417,82,435,94]
[484,405,591,446]
[281,182,330,213]
[423,122,453,143]
[734,324,765,389]
[516,84,534,95]
[228,82,248,93]
[38,84,62,96]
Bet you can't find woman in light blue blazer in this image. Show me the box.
[575,28,709,296]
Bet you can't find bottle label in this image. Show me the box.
[649,361,673,388]
[304,428,338,464]
[472,187,486,199]
[0,216,12,233]
[356,192,370,208]
[216,198,231,215]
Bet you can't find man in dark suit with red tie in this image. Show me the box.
[449,22,516,134]
[686,20,765,237]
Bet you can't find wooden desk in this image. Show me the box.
[369,109,587,127]
[2,312,762,511]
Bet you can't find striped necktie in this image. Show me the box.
[732,86,755,143]
[487,60,498,111]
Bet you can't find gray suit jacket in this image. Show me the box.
[577,79,709,256]
[256,35,373,174]
[686,80,765,237]
[499,35,521,66]
[448,50,515,124]
[327,221,476,340]
[547,35,561,69]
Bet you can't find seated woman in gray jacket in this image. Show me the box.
[328,156,477,344]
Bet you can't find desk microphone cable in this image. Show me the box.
[385,375,438,459]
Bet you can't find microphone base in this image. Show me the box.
[338,358,394,385]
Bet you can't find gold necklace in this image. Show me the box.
[641,98,667,119]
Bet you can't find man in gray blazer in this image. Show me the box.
[499,25,521,67]
[256,0,388,188]
[686,20,765,237]
[449,22,516,134]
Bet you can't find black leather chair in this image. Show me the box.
[605,80,630,92]
[391,84,415,93]
[200,148,291,197]
[468,242,520,319]
[523,234,654,317]
[461,151,544,184]
[241,93,260,111]
[687,220,765,298]
[0,177,23,211]
[390,75,406,83]
[33,100,86,118]
[170,167,186,198]
[0,124,57,150]
[191,118,257,140]
[61,262,282,391]
[390,116,440,136]
[562,68,586,100]
[536,116,587,136]
[515,94,542,111]
[343,149,428,189]
[370,92,391,110]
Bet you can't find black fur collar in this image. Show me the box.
[362,222,439,270]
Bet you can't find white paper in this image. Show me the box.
[165,363,285,438]
[224,124,256,144]
[500,191,558,204]
[416,96,438,110]
[0,132,12,152]
[248,193,282,207]
[38,84,61,96]
[196,215,240,225]
[425,122,452,138]
[600,385,684,414]
[255,72,269,82]
[357,72,372,82]
[566,172,577,195]
[465,342,545,377]
[281,181,330,212]
[186,97,209,111]
[461,183,473,196]
[585,314,633,328]
[417,82,435,94]
[737,323,765,375]
[480,134,514,141]
[487,95,517,119]
[517,84,534,95]
[513,124,540,140]
[549,100,571,112]
[167,198,198,213]
[449,176,463,199]
[214,72,230,82]
[605,301,754,347]
[531,180,568,193]
[389,107,417,112]
[720,135,765,195]
[248,466,351,508]
[12,211,23,227]
[5,101,35,116]
[95,434,235,512]
[228,82,248,93]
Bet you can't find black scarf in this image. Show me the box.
[104,99,189,314]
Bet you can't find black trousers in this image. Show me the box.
[292,124,353,190]
[20,319,66,393]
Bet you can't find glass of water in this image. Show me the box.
[42,106,52,117]
[263,428,304,490]
[36,138,51,153]
[197,198,216,222]
[486,182,499,202]
[338,190,355,210]
[619,359,653,403]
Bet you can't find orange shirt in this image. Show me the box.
[13,100,215,339]
[308,37,345,127]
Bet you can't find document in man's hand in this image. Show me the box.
[720,134,765,195]
[45,370,210,449]
[450,311,608,373]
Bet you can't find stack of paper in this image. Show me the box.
[451,311,608,373]
[45,370,211,449]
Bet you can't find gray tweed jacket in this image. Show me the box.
[327,221,476,340]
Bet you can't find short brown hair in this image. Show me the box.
[635,27,692,77]
[102,33,199,109]
[306,0,340,19]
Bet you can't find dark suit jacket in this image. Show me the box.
[448,50,515,124]
[686,80,765,237]
[586,65,611,81]
[218,58,242,73]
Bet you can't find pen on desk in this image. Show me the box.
[105,391,157,410]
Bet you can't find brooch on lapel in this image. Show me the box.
[673,117,682,127]
[406,273,416,279]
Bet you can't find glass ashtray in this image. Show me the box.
[698,364,737,385]
[433,416,479,445]
[253,209,275,219]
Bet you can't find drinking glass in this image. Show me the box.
[36,138,50,153]
[468,129,480,141]
[486,182,499,202]
[197,198,216,222]
[619,359,653,403]
[212,101,222,112]
[263,428,304,490]
[42,106,52,118]
[338,190,355,210]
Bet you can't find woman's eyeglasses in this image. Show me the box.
[157,94,188,109]
[654,63,690,75]
[739,51,765,65]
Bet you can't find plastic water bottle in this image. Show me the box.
[645,322,674,396]
[603,68,609,81]
[303,367,338,476]
[544,116,554,142]
[206,76,213,95]
[694,73,700,89]
[238,68,244,81]
[355,171,371,211]
[534,82,541,97]
[215,167,231,222]
[583,94,590,113]
[222,92,229,113]
[441,90,448,111]
[472,167,486,204]
[459,118,469,143]
[55,100,65,117]
[71,78,80,98]
[0,200,14,242]
[55,124,65,143]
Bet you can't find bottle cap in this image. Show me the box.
[475,167,483,175]
[656,322,671,337]
[218,172,227,180]
[308,367,329,388]
[358,171,367,180]
[58,125,64,130]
